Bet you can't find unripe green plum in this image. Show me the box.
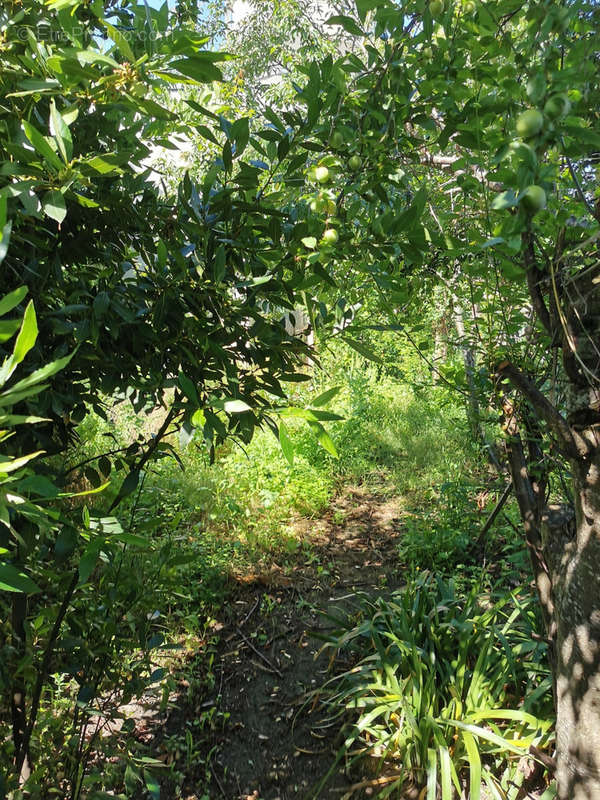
[422,45,433,59]
[330,131,344,148]
[310,194,330,213]
[348,155,362,171]
[315,166,330,184]
[521,184,546,213]
[544,93,571,119]
[515,109,544,139]
[463,0,475,13]
[322,228,339,245]
[429,0,444,18]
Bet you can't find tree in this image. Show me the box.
[281,1,600,795]
[0,0,338,789]
[2,0,599,794]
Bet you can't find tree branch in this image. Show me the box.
[497,361,585,459]
[419,153,503,191]
[523,231,554,337]
[16,570,79,777]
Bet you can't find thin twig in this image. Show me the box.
[477,482,513,543]
[235,628,283,677]
[239,597,260,628]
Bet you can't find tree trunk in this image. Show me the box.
[11,591,32,785]
[500,253,600,799]
[553,452,600,799]
[553,260,600,799]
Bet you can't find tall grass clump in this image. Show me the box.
[314,573,554,799]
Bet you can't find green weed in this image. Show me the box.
[314,572,554,799]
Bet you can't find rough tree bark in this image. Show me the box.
[497,238,600,800]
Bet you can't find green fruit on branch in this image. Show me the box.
[322,228,339,245]
[422,45,433,59]
[463,1,476,13]
[429,0,444,17]
[521,184,547,213]
[544,93,571,119]
[330,131,344,148]
[348,155,362,171]
[315,166,330,184]
[515,109,544,139]
[310,195,330,213]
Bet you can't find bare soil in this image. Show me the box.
[154,485,406,800]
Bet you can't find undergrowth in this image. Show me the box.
[314,573,555,800]
[6,343,542,799]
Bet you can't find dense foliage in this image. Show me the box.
[1,0,599,797]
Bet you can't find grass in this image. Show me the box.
[15,341,546,799]
[71,352,477,605]
[313,574,555,800]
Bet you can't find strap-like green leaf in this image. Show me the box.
[0,563,41,594]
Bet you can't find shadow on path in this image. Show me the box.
[150,485,406,800]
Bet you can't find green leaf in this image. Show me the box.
[0,221,11,266]
[344,337,382,363]
[84,155,124,175]
[178,372,200,405]
[439,746,453,800]
[325,15,363,36]
[0,320,21,343]
[49,99,73,163]
[195,124,220,145]
[0,451,44,473]
[101,19,136,62]
[427,748,437,800]
[169,57,224,83]
[0,414,49,426]
[0,301,39,386]
[55,527,78,560]
[0,384,48,408]
[22,121,63,171]
[491,190,518,211]
[191,408,206,428]
[231,116,250,155]
[7,351,74,394]
[308,421,338,458]
[279,420,294,465]
[223,400,251,413]
[116,470,141,502]
[43,191,67,224]
[20,475,59,497]
[355,0,381,22]
[78,547,98,584]
[0,563,41,594]
[144,771,160,800]
[526,73,546,104]
[0,287,27,318]
[462,731,481,800]
[301,236,317,249]
[310,386,341,407]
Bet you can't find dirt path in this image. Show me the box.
[156,484,406,800]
